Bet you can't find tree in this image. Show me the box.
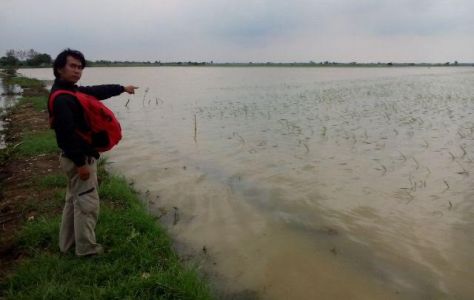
[26,53,52,66]
[1,49,52,68]
[0,50,20,75]
[26,49,39,60]
[6,49,28,61]
[0,55,19,66]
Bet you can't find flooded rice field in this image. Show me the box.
[21,66,474,299]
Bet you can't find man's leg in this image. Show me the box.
[71,157,102,256]
[59,155,76,253]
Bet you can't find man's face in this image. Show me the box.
[58,56,83,83]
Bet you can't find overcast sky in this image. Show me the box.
[1,0,473,63]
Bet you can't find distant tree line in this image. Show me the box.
[87,60,209,66]
[1,48,472,70]
[0,49,52,69]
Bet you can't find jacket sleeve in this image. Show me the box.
[53,94,90,166]
[78,84,124,100]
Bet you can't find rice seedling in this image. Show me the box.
[142,87,149,106]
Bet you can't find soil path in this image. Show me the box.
[0,88,62,280]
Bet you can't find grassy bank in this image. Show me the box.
[0,74,212,299]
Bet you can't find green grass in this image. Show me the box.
[7,76,44,89]
[19,96,47,111]
[37,174,67,189]
[2,164,212,300]
[17,130,58,157]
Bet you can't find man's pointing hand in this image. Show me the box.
[123,85,139,94]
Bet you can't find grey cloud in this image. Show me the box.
[340,0,474,36]
[1,0,473,62]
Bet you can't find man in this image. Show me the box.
[49,49,137,256]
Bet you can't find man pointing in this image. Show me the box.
[49,48,137,256]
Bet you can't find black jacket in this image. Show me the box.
[49,79,124,167]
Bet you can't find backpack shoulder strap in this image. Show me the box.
[48,89,76,112]
[48,90,77,128]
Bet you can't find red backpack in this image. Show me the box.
[49,90,122,152]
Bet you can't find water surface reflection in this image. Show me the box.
[21,66,474,299]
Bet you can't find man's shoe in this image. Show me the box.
[78,244,104,257]
[95,245,104,255]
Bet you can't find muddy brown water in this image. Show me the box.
[22,66,474,299]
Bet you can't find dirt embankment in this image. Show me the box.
[0,79,61,279]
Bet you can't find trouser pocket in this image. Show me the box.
[76,185,99,215]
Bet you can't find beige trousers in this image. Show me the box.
[59,155,102,256]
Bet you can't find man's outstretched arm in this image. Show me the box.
[79,84,138,100]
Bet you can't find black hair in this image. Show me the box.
[53,49,86,78]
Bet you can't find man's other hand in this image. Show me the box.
[77,165,90,181]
